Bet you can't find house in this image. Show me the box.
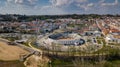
[105,33,120,44]
[59,24,67,29]
[15,39,28,43]
[94,31,102,37]
[84,30,102,37]
[84,31,94,36]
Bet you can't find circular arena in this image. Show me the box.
[48,32,85,46]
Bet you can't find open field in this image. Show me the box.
[0,41,29,61]
[0,60,25,67]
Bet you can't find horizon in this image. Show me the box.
[0,14,120,16]
[0,0,120,15]
[0,13,120,16]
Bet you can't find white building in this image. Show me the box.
[84,30,102,37]
[105,33,120,44]
[46,33,85,45]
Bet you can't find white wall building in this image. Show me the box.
[105,33,120,44]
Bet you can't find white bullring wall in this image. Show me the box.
[47,33,83,45]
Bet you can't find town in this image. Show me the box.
[0,14,120,67]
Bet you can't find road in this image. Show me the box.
[28,42,43,55]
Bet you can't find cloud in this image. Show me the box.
[75,0,87,3]
[7,0,38,6]
[101,0,119,6]
[0,0,119,15]
[15,0,23,4]
[49,0,73,7]
[0,2,25,14]
[87,3,94,7]
[76,0,119,11]
[77,3,94,11]
[44,0,89,14]
[49,0,88,7]
[99,0,105,3]
[7,0,13,2]
[82,0,120,14]
[0,0,67,15]
[49,0,94,12]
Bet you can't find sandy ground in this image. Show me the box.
[24,55,50,67]
[0,41,28,61]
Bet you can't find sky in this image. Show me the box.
[0,0,120,15]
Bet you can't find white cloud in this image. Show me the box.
[75,0,87,3]
[77,3,94,11]
[76,0,119,11]
[49,0,88,7]
[101,0,119,6]
[0,0,66,15]
[49,0,73,7]
[15,0,23,4]
[87,3,94,7]
[0,0,119,15]
[7,0,13,2]
[7,0,38,5]
[26,0,38,4]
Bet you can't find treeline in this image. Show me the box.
[45,48,120,67]
[0,14,120,22]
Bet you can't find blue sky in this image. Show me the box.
[0,0,120,15]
